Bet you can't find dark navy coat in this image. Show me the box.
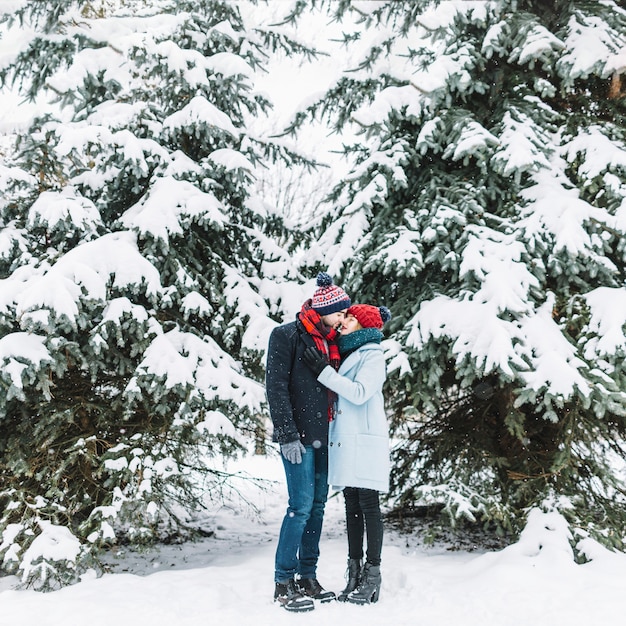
[265,318,332,446]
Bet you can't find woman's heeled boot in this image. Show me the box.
[346,562,381,605]
[338,558,362,602]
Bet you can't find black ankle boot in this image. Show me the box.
[296,577,336,603]
[347,563,381,605]
[274,579,315,612]
[338,558,362,602]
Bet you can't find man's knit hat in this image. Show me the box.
[347,304,392,330]
[311,272,351,315]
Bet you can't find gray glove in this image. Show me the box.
[281,440,306,464]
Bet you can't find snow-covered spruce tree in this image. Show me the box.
[291,0,626,547]
[0,0,317,588]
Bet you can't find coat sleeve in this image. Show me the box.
[318,349,385,406]
[265,326,300,444]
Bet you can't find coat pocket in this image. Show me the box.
[354,433,389,481]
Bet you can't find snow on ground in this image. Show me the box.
[1,449,626,626]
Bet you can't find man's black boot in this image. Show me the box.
[274,579,315,612]
[296,577,336,603]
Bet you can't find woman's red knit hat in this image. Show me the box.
[347,304,392,329]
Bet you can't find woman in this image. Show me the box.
[303,303,391,605]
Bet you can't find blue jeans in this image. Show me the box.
[274,444,329,582]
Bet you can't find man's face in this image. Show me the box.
[321,309,347,330]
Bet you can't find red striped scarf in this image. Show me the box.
[299,300,341,421]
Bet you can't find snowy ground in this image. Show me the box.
[2,449,626,626]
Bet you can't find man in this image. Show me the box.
[265,272,351,612]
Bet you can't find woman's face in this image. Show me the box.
[340,313,361,335]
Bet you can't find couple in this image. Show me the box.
[265,273,391,612]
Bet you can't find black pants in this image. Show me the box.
[343,486,383,566]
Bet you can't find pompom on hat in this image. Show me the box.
[311,272,351,315]
[346,304,392,330]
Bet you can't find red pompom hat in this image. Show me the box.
[347,304,392,330]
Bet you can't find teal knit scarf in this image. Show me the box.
[338,328,383,356]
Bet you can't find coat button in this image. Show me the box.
[338,442,341,447]
[316,412,322,418]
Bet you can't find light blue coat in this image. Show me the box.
[318,342,390,493]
